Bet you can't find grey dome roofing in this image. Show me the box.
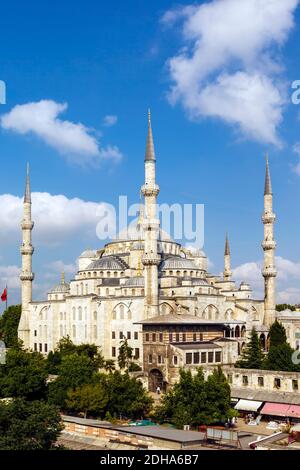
[86,256,128,271]
[79,249,96,258]
[50,282,70,294]
[160,256,198,270]
[124,276,144,287]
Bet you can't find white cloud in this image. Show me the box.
[103,115,118,127]
[292,143,300,175]
[232,256,300,303]
[0,265,20,289]
[45,260,77,276]
[163,0,299,145]
[0,192,116,247]
[277,287,300,304]
[99,145,123,163]
[1,100,123,166]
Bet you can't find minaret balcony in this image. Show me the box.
[20,245,34,255]
[20,272,35,281]
[142,218,160,231]
[262,267,277,278]
[261,213,276,224]
[142,254,161,266]
[141,184,160,197]
[261,240,276,250]
[21,221,34,230]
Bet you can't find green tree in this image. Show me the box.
[0,305,21,348]
[46,337,104,374]
[0,398,62,450]
[47,353,96,408]
[118,338,133,370]
[276,304,296,312]
[269,320,287,347]
[204,367,233,424]
[263,320,300,372]
[104,371,153,419]
[0,348,47,400]
[66,383,108,418]
[155,367,233,428]
[235,327,264,369]
[104,359,116,373]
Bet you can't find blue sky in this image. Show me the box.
[1,0,300,307]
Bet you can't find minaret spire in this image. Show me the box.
[145,109,156,161]
[262,155,277,327]
[223,233,232,281]
[24,162,31,203]
[141,110,160,317]
[18,163,35,348]
[264,154,272,195]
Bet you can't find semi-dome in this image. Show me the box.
[79,249,96,258]
[85,255,128,271]
[160,256,198,270]
[124,276,144,287]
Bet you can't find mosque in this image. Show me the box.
[17,112,300,384]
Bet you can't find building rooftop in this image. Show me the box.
[134,313,245,326]
[231,387,300,405]
[171,341,222,350]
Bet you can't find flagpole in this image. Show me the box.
[5,285,7,311]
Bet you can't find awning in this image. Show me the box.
[287,405,300,419]
[260,403,290,417]
[234,399,263,412]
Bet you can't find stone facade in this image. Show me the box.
[17,114,300,376]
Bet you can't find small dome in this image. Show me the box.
[49,272,70,294]
[86,255,128,271]
[124,276,144,287]
[160,256,198,270]
[79,249,96,258]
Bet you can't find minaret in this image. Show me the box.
[223,233,232,281]
[262,155,277,327]
[141,110,160,318]
[18,163,35,347]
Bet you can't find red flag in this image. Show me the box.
[1,288,7,302]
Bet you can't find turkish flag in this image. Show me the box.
[1,288,7,302]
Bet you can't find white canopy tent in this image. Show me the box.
[234,399,263,412]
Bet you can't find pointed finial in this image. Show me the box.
[225,232,230,256]
[61,271,65,284]
[145,109,156,161]
[264,154,272,195]
[24,162,31,203]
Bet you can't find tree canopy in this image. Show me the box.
[0,398,62,450]
[155,367,235,428]
[235,327,264,369]
[0,348,47,400]
[0,305,21,348]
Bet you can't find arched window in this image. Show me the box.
[114,271,118,278]
[84,307,87,321]
[80,283,83,295]
[85,325,87,338]
[60,325,63,336]
[64,312,66,321]
[112,310,117,320]
[93,325,97,340]
[132,289,136,296]
[85,284,88,295]
[127,310,132,320]
[107,271,111,278]
[106,288,109,296]
[78,307,82,321]
[203,304,219,321]
[72,307,76,321]
[72,325,76,338]
[120,304,124,320]
[93,311,97,321]
[60,312,63,321]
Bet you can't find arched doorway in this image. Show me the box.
[149,369,164,393]
[260,333,266,351]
